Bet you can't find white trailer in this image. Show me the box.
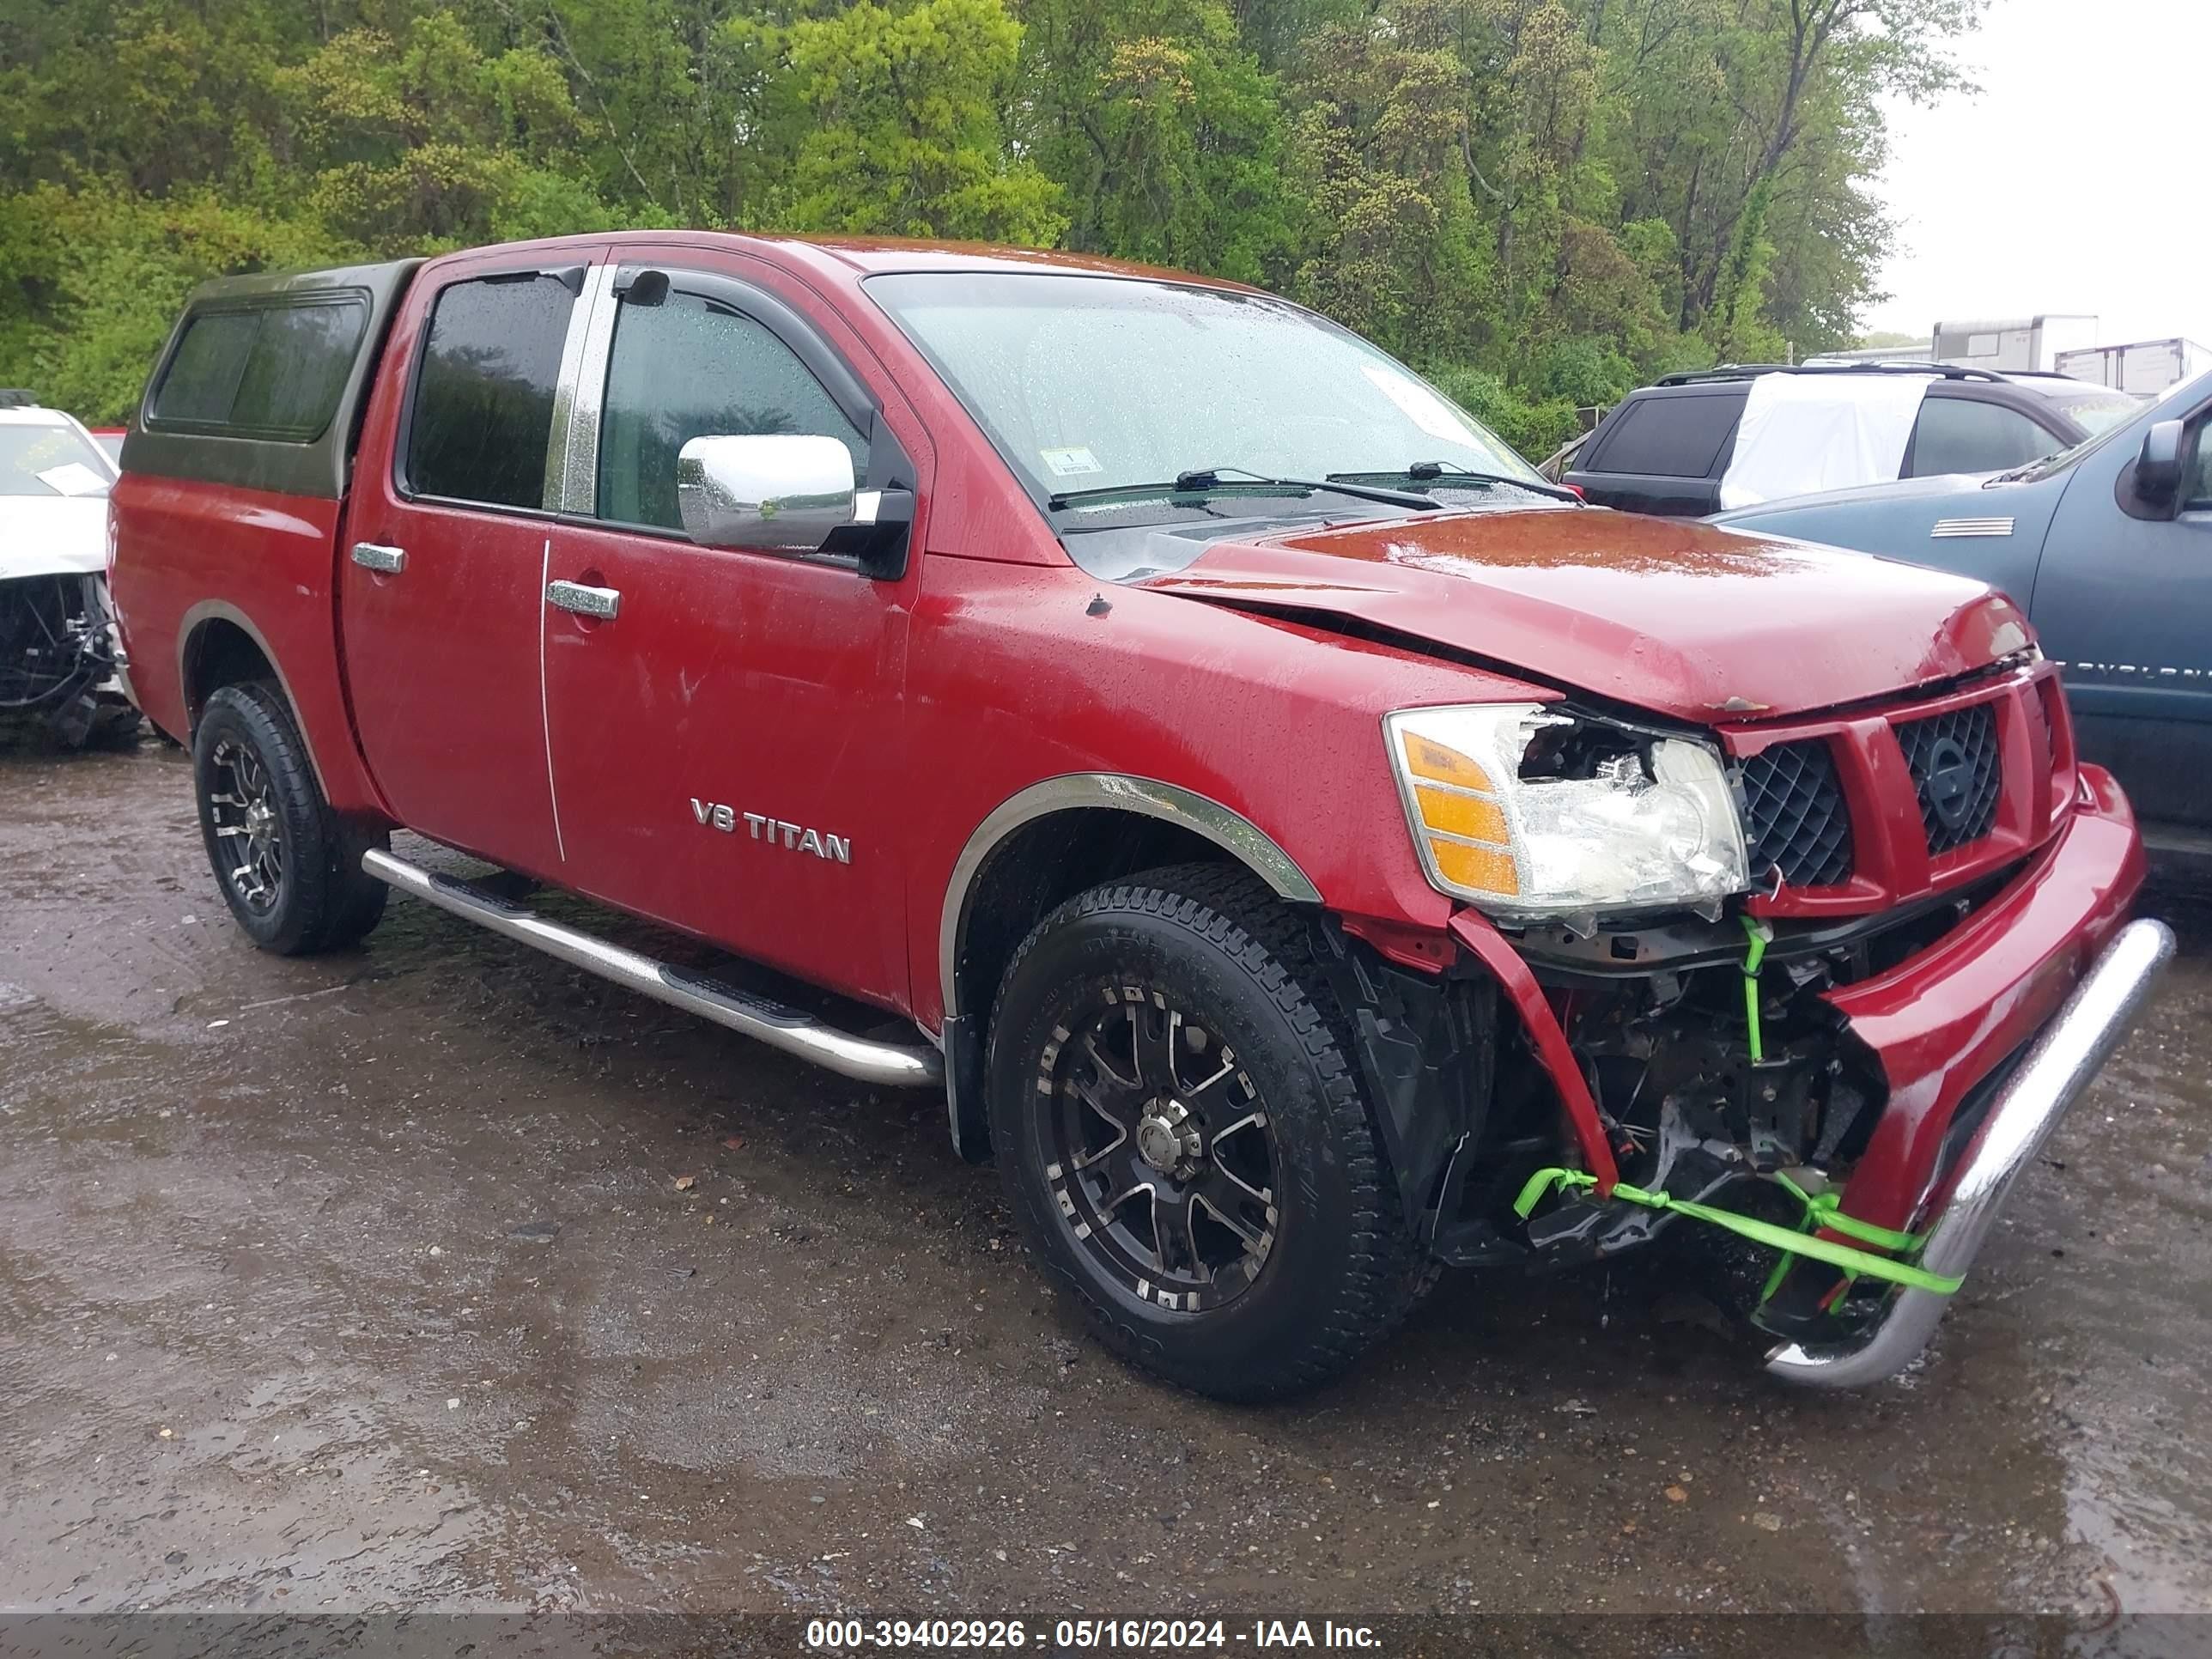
[1931,315,2099,374]
[2054,337,2212,397]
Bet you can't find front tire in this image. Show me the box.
[988,865,1420,1401]
[192,683,387,955]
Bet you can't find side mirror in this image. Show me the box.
[2134,419,2185,512]
[677,434,857,554]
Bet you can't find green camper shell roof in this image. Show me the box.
[124,258,424,500]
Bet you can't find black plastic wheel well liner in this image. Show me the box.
[181,616,276,728]
[960,809,1236,1030]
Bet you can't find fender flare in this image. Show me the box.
[932,774,1322,1160]
[936,772,1322,1029]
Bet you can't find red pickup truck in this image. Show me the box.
[108,232,2172,1401]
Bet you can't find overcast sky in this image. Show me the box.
[1867,0,2209,349]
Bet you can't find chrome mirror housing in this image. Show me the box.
[676,434,858,553]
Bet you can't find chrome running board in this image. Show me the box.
[1765,916,2174,1388]
[362,848,942,1090]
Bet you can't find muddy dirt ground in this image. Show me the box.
[3,738,2209,1625]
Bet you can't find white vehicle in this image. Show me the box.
[0,396,137,745]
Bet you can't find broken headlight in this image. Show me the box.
[1384,704,1748,923]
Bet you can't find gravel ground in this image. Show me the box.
[3,738,2209,1632]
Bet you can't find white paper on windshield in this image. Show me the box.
[36,461,110,498]
[1039,446,1103,477]
[1716,374,1925,510]
[1360,364,1472,446]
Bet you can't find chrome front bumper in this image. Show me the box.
[1765,916,2175,1389]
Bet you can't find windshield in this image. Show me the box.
[866,272,1541,515]
[0,420,112,498]
[2002,367,2212,484]
[2033,384,2140,438]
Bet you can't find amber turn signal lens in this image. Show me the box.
[1428,836,1520,896]
[1401,732,1494,792]
[1411,783,1509,844]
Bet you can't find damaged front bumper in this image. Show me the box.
[1765,912,2172,1385]
[1417,763,2170,1388]
[0,571,131,744]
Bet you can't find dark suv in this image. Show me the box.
[1566,363,2139,517]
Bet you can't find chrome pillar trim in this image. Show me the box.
[936,774,1322,1029]
[362,848,942,1090]
[543,264,618,515]
[1765,916,2175,1389]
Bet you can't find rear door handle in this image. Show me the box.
[546,579,620,620]
[351,542,406,574]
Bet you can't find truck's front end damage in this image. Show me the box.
[1344,656,2166,1388]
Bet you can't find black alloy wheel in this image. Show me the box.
[988,864,1424,1401]
[191,682,388,955]
[1042,987,1282,1313]
[205,732,286,914]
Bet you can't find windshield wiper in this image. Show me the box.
[1328,460,1582,503]
[1048,465,1440,514]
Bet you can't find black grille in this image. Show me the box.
[1896,702,2002,856]
[1741,739,1853,888]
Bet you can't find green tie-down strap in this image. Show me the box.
[1512,1167,1964,1295]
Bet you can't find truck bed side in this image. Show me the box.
[108,259,422,817]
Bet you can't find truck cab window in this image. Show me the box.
[405,273,575,509]
[596,292,866,532]
[1906,398,2057,477]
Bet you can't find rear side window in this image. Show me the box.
[1906,397,2062,477]
[405,274,576,509]
[152,299,367,439]
[155,313,258,424]
[231,305,367,434]
[1588,392,1743,477]
[596,291,866,531]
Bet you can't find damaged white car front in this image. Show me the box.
[0,398,137,746]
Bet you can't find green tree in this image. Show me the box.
[1014,0,1291,281]
[781,0,1066,242]
[0,0,1987,434]
[1285,6,1486,356]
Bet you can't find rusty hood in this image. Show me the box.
[1137,507,2031,722]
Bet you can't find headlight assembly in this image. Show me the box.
[1384,703,1748,924]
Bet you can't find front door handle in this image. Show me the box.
[547,579,621,620]
[351,542,406,574]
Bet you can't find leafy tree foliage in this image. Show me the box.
[1,0,1980,447]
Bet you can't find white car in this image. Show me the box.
[1,398,137,745]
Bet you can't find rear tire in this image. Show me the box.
[192,682,386,955]
[988,863,1421,1401]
